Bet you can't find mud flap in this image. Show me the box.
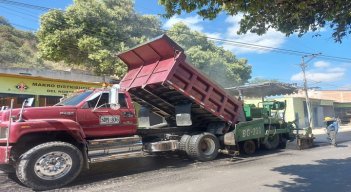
[138,106,150,128]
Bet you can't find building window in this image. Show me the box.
[46,96,61,106]
[39,96,61,106]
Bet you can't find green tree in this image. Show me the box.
[0,16,11,27]
[167,23,251,87]
[37,0,162,77]
[159,0,351,43]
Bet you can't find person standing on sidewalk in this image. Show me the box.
[324,117,339,146]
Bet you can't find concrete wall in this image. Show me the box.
[334,102,351,124]
[245,97,335,128]
[292,90,351,103]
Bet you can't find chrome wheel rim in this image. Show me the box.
[34,151,72,180]
[201,138,216,156]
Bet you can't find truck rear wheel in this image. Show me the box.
[16,141,83,191]
[187,133,219,161]
[242,140,256,155]
[264,134,280,150]
[179,134,191,152]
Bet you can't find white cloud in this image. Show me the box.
[291,61,346,82]
[204,32,221,39]
[163,15,222,39]
[314,61,330,68]
[163,16,222,42]
[163,15,204,32]
[339,84,351,90]
[291,71,345,82]
[328,67,345,73]
[163,14,287,54]
[222,15,286,54]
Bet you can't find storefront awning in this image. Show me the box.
[226,82,298,98]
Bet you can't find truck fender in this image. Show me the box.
[9,119,85,143]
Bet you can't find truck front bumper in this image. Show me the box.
[0,146,11,164]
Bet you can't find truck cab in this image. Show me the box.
[63,88,138,138]
[0,87,137,145]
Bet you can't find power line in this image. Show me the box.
[0,5,39,21]
[166,30,351,63]
[7,19,351,64]
[164,29,351,63]
[2,0,351,64]
[0,3,39,18]
[309,79,346,89]
[9,22,36,31]
[0,0,51,11]
[136,3,351,62]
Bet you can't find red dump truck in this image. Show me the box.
[0,35,292,190]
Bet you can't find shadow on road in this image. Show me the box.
[0,148,286,191]
[266,157,351,192]
[69,148,287,187]
[284,130,351,150]
[69,153,206,187]
[314,130,351,147]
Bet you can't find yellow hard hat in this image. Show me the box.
[324,117,334,121]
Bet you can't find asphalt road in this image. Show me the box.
[1,128,350,192]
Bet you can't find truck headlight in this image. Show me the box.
[0,127,8,139]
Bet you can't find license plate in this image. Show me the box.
[100,115,120,125]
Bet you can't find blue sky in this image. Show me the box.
[1,0,351,90]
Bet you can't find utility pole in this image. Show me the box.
[299,53,321,136]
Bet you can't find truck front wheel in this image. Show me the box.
[187,133,219,161]
[16,141,83,191]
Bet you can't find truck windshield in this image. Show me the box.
[56,91,93,106]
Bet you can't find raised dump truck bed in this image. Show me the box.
[118,35,243,127]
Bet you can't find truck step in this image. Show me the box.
[87,135,143,157]
[87,135,141,147]
[90,151,144,163]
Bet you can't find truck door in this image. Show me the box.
[77,92,137,138]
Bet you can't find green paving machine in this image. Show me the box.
[223,83,298,155]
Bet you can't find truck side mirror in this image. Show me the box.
[17,98,35,122]
[109,84,120,110]
[25,98,34,107]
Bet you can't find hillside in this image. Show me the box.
[0,17,87,72]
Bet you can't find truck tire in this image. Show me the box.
[264,134,280,150]
[279,137,288,149]
[179,134,191,152]
[242,140,256,155]
[187,133,219,161]
[16,141,83,191]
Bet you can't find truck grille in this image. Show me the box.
[0,127,8,139]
